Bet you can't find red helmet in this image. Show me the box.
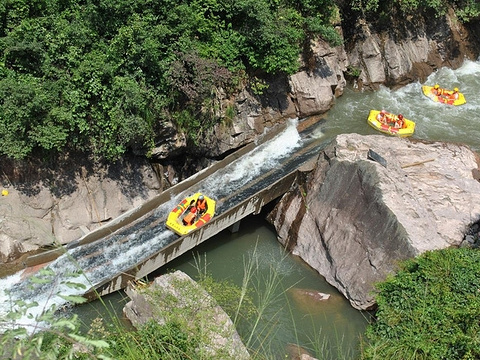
[191,207,197,213]
[381,110,386,114]
[398,114,403,119]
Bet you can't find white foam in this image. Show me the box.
[455,59,480,77]
[206,119,301,194]
[0,261,91,333]
[0,272,22,309]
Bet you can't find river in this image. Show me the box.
[323,59,480,152]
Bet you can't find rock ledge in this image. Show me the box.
[268,134,480,310]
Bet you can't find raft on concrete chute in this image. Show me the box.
[165,192,216,236]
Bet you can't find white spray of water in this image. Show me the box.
[168,118,302,204]
[204,119,302,196]
[0,224,173,333]
[449,58,480,79]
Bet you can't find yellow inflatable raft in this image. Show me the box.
[367,110,415,138]
[422,85,466,106]
[166,192,216,236]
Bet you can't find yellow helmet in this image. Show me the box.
[454,87,459,92]
[434,84,439,89]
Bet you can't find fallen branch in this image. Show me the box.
[401,159,435,169]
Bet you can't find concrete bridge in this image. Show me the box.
[21,119,322,301]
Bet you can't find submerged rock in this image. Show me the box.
[286,343,318,360]
[268,134,480,310]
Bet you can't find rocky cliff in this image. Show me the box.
[186,5,480,161]
[340,6,480,90]
[0,154,160,273]
[267,134,480,310]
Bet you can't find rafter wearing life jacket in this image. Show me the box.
[183,206,197,226]
[196,195,208,215]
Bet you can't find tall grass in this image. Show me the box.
[190,240,361,360]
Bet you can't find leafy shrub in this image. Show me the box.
[361,247,480,360]
[106,320,195,359]
[249,77,269,96]
[346,65,362,78]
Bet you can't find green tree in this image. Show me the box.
[0,0,343,161]
[0,74,50,159]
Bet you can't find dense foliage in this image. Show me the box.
[351,0,480,22]
[361,248,480,360]
[1,1,478,161]
[0,0,341,161]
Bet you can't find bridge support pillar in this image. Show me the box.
[228,221,241,233]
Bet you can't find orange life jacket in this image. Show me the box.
[196,198,207,212]
[183,209,196,225]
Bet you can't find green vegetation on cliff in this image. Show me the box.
[361,247,480,360]
[351,0,480,22]
[0,0,341,161]
[1,0,477,161]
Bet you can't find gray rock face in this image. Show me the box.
[123,271,250,360]
[149,121,187,159]
[195,38,348,159]
[0,156,160,265]
[289,39,348,117]
[267,134,480,310]
[346,12,477,89]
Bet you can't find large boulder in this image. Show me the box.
[123,271,250,360]
[267,134,480,310]
[289,38,348,117]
